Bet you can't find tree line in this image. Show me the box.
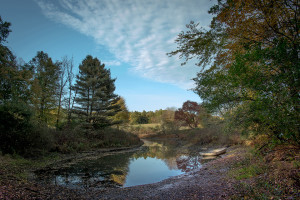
[128,101,209,129]
[128,108,175,124]
[0,16,134,155]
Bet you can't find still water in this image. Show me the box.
[35,139,205,189]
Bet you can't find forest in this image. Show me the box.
[0,18,143,156]
[0,0,299,199]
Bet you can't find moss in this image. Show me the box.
[234,164,265,180]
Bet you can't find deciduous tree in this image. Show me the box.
[175,101,203,129]
[30,51,60,123]
[169,0,299,143]
[0,16,31,104]
[112,97,130,124]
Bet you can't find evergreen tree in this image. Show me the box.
[73,55,120,129]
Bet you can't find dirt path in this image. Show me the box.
[1,146,245,199]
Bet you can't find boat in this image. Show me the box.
[200,148,226,157]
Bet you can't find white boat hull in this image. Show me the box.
[200,148,226,157]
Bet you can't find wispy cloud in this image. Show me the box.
[103,60,121,67]
[35,0,214,89]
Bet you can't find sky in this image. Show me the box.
[1,0,215,111]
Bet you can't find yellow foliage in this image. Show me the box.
[215,0,298,66]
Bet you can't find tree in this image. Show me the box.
[175,101,203,129]
[162,107,176,123]
[112,97,130,124]
[0,16,20,103]
[138,111,149,124]
[30,51,60,123]
[129,111,148,124]
[169,0,299,143]
[64,56,75,125]
[0,17,52,155]
[0,16,14,69]
[0,16,31,104]
[56,56,74,128]
[73,55,120,129]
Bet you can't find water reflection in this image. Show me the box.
[36,139,207,189]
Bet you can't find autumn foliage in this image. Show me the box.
[170,0,299,144]
[175,101,203,128]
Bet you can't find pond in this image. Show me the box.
[35,139,212,189]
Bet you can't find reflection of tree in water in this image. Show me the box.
[49,151,135,188]
[176,155,202,172]
[40,140,203,189]
[163,157,178,170]
[133,140,201,172]
[133,140,178,161]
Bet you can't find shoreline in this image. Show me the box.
[1,144,245,199]
[90,145,244,199]
[2,142,297,199]
[35,143,144,174]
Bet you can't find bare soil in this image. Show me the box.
[0,146,246,200]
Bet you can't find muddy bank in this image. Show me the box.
[91,146,243,200]
[1,146,245,199]
[35,144,143,174]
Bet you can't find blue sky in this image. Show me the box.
[1,0,215,111]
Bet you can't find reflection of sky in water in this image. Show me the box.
[52,175,105,188]
[53,175,81,185]
[124,157,183,187]
[36,140,204,189]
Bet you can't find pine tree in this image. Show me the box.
[73,55,120,129]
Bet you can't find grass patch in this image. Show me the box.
[0,152,62,181]
[232,181,284,200]
[228,145,299,199]
[228,149,266,180]
[130,123,161,128]
[233,164,265,180]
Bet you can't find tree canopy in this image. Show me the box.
[175,101,204,129]
[30,51,61,123]
[169,0,299,144]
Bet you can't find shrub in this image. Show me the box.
[96,128,142,147]
[0,103,53,156]
[160,120,180,133]
[51,128,88,153]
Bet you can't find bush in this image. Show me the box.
[50,126,142,153]
[51,128,88,153]
[0,103,142,156]
[95,128,142,148]
[0,103,53,156]
[160,120,180,133]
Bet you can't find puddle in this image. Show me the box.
[35,139,210,189]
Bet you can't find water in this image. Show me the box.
[35,139,205,189]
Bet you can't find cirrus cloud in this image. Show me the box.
[35,0,215,89]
